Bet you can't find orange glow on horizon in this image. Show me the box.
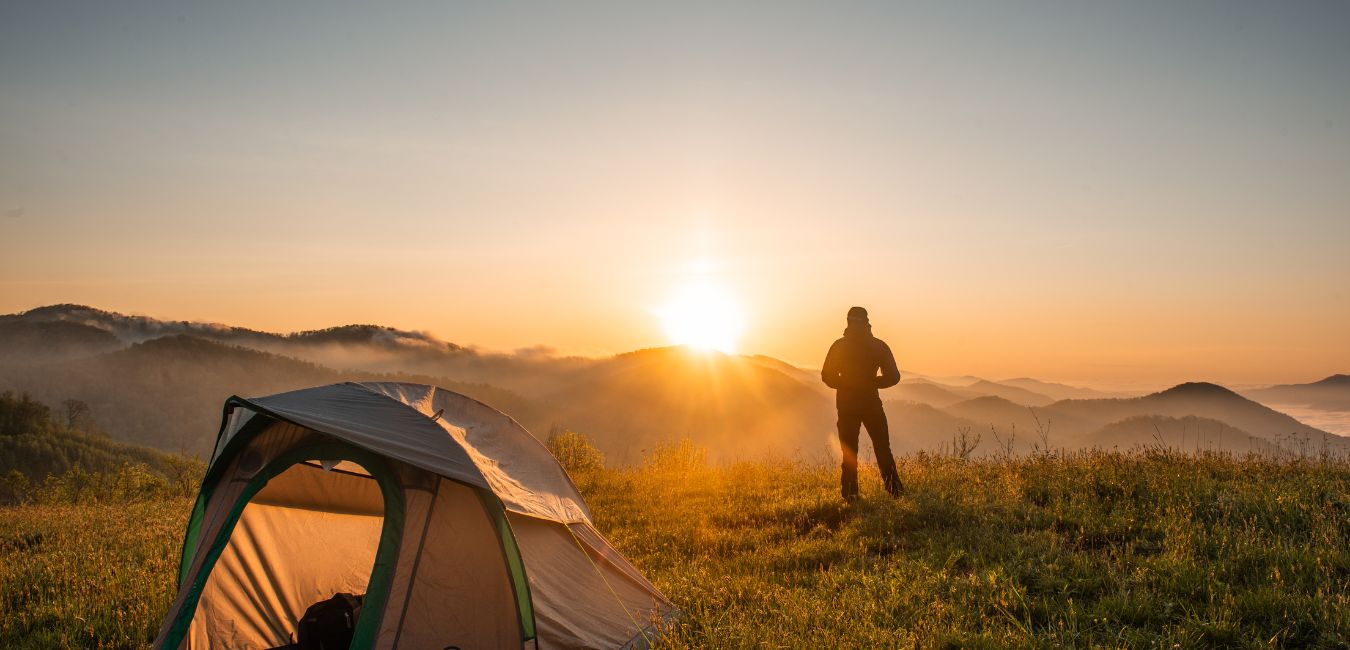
[654,276,746,354]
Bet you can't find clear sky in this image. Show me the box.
[2,2,1348,388]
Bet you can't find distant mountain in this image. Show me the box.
[999,377,1127,400]
[744,354,829,394]
[538,347,835,463]
[886,377,1112,408]
[942,396,1094,450]
[881,402,982,455]
[1080,415,1279,454]
[1,303,592,394]
[1044,382,1345,451]
[888,380,973,408]
[0,335,537,455]
[964,380,1055,407]
[931,382,1349,454]
[0,320,122,364]
[5,303,278,346]
[3,304,1344,461]
[1244,375,1350,411]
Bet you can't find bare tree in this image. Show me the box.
[62,398,90,431]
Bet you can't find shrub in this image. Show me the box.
[546,428,606,473]
[0,469,29,505]
[642,438,708,474]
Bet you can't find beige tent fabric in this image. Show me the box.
[252,461,383,515]
[371,485,433,649]
[189,501,383,649]
[159,385,675,650]
[387,477,521,649]
[357,382,591,523]
[246,383,491,490]
[162,423,319,649]
[507,514,671,649]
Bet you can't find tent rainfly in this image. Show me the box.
[153,382,674,649]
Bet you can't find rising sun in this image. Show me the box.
[655,282,745,353]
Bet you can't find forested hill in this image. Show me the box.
[0,391,197,501]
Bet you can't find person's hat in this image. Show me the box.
[847,306,868,322]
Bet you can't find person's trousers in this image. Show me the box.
[837,401,901,498]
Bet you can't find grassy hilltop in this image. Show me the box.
[2,446,1349,648]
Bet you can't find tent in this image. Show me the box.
[153,382,674,649]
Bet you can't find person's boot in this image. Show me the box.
[841,473,859,503]
[884,476,904,498]
[842,483,859,503]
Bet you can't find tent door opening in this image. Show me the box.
[181,445,404,650]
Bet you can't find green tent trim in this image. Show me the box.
[162,439,405,650]
[168,399,537,646]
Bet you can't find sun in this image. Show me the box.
[655,282,745,353]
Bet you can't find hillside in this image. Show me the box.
[880,402,983,454]
[1245,375,1350,411]
[0,335,537,455]
[941,396,1096,450]
[2,304,1345,462]
[0,320,122,365]
[1045,383,1343,450]
[538,347,835,462]
[1,304,591,395]
[1079,415,1281,454]
[964,380,1055,406]
[999,377,1128,400]
[0,392,195,503]
[888,380,973,408]
[4,452,1348,647]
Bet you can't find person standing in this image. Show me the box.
[821,306,903,500]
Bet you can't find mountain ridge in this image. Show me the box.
[2,304,1345,461]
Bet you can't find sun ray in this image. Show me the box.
[655,280,745,353]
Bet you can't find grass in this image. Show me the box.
[0,499,189,648]
[2,450,1349,648]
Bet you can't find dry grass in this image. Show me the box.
[0,500,189,648]
[584,449,1350,648]
[3,449,1349,648]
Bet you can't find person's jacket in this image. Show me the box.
[821,324,900,411]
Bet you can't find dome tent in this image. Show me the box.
[154,382,673,649]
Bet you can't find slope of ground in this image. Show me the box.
[0,392,192,489]
[3,452,1347,647]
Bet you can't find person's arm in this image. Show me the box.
[875,341,901,389]
[821,341,842,389]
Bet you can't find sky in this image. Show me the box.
[2,2,1348,389]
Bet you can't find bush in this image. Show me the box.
[24,462,195,506]
[642,438,708,474]
[546,428,606,473]
[0,470,29,505]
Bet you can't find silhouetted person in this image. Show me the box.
[821,306,902,500]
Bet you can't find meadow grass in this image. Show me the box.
[0,499,188,648]
[2,450,1348,648]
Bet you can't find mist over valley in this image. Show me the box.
[2,305,1346,463]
